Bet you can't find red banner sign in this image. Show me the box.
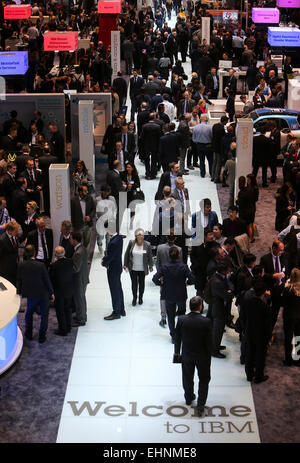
[44,32,79,51]
[97,1,121,14]
[4,5,31,19]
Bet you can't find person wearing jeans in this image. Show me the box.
[124,228,153,306]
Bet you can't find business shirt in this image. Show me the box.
[37,231,48,260]
[192,123,212,144]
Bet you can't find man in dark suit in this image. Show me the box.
[15,147,33,178]
[252,126,272,188]
[17,244,54,343]
[243,277,272,383]
[140,113,161,179]
[27,217,53,268]
[212,116,229,183]
[260,240,286,333]
[1,162,17,216]
[153,247,195,343]
[130,69,144,121]
[225,68,237,95]
[1,127,19,153]
[102,232,125,320]
[205,67,219,99]
[0,220,19,285]
[113,71,128,109]
[71,184,96,251]
[190,228,217,297]
[116,123,136,162]
[20,158,43,205]
[159,123,181,172]
[59,220,74,258]
[49,246,74,336]
[12,177,29,228]
[210,261,234,358]
[106,160,127,233]
[137,102,151,143]
[49,123,65,163]
[174,296,212,416]
[192,198,219,242]
[222,206,247,238]
[155,162,180,200]
[70,231,89,327]
[177,91,196,119]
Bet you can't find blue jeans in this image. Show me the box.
[25,297,50,339]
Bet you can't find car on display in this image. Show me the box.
[245,108,300,148]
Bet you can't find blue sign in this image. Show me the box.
[268,27,300,47]
[0,51,28,76]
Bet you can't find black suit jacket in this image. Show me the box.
[49,257,74,298]
[102,234,123,273]
[155,171,179,200]
[226,75,237,94]
[212,122,225,153]
[106,170,126,201]
[175,312,213,361]
[1,173,16,214]
[152,261,195,302]
[71,195,96,230]
[17,259,53,299]
[253,134,272,165]
[20,168,43,191]
[244,294,272,344]
[59,234,74,258]
[137,109,150,138]
[15,154,34,177]
[140,121,161,153]
[260,252,287,290]
[50,131,65,162]
[0,233,18,284]
[159,132,181,165]
[130,76,144,99]
[27,228,53,265]
[205,73,219,93]
[210,272,233,319]
[115,132,136,159]
[222,218,247,238]
[1,135,18,152]
[12,188,29,226]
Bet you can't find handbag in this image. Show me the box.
[133,189,145,201]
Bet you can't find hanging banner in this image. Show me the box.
[268,27,300,47]
[276,0,300,7]
[0,51,28,76]
[111,30,120,82]
[44,32,78,51]
[97,1,121,13]
[252,8,280,23]
[4,5,31,19]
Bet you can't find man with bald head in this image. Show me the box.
[49,246,74,336]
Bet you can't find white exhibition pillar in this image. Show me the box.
[111,30,121,82]
[78,100,95,183]
[201,17,210,45]
[49,164,71,250]
[288,79,300,111]
[235,118,253,197]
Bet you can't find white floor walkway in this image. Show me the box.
[57,11,260,442]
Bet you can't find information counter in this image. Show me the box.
[0,277,23,376]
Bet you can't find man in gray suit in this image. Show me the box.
[70,231,89,327]
[156,234,183,327]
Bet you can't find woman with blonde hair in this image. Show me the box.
[282,268,300,366]
[123,228,153,306]
[22,200,39,239]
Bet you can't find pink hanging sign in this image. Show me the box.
[97,1,121,14]
[4,5,31,19]
[44,32,79,51]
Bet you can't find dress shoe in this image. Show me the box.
[159,319,167,328]
[132,298,137,306]
[283,359,293,366]
[212,351,226,359]
[240,358,245,365]
[197,406,205,417]
[188,165,194,170]
[150,176,156,180]
[247,376,253,382]
[145,176,151,180]
[104,312,120,320]
[38,336,46,343]
[171,337,175,344]
[121,311,126,317]
[54,329,67,336]
[193,163,200,168]
[138,297,143,305]
[253,375,269,384]
[186,393,196,405]
[226,322,236,329]
[219,345,226,350]
[72,321,86,327]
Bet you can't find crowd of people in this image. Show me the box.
[0,0,300,416]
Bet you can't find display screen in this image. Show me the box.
[268,27,300,47]
[0,52,28,76]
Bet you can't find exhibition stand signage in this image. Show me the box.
[268,27,300,47]
[252,8,280,23]
[0,51,28,76]
[97,1,121,13]
[44,32,79,51]
[49,164,71,250]
[276,0,300,7]
[111,30,120,81]
[4,4,31,19]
